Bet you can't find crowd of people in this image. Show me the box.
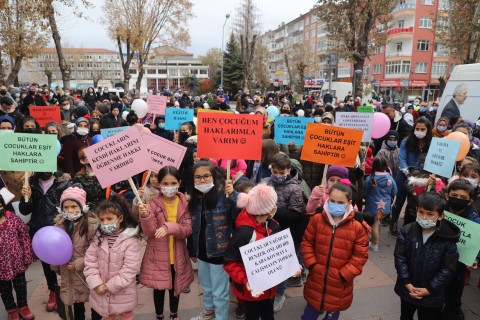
[0,83,479,320]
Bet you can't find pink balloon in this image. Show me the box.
[371,112,391,139]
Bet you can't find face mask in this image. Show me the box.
[281,109,290,114]
[0,209,5,217]
[314,116,322,124]
[65,92,70,96]
[29,90,35,95]
[62,104,70,110]
[0,129,14,134]
[387,141,397,149]
[447,197,469,211]
[3,109,14,114]
[62,210,83,222]
[179,131,189,142]
[464,177,478,187]
[414,130,426,139]
[77,128,89,136]
[416,217,437,229]
[419,107,427,113]
[296,101,300,105]
[92,130,100,136]
[0,90,6,95]
[271,174,287,184]
[437,125,447,132]
[37,172,53,180]
[327,201,347,217]
[195,182,215,194]
[161,186,178,197]
[100,221,118,234]
[158,123,165,129]
[23,128,37,134]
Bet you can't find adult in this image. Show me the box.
[99,104,127,129]
[20,86,46,115]
[374,104,412,155]
[153,116,174,141]
[61,118,93,177]
[60,99,73,123]
[179,93,192,109]
[0,96,24,126]
[83,87,97,112]
[441,83,467,122]
[323,90,333,105]
[0,85,17,107]
[344,90,353,103]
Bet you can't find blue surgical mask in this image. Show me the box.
[271,174,287,184]
[437,125,447,132]
[327,201,347,217]
[158,123,165,129]
[419,107,427,113]
[416,217,437,229]
[100,221,118,234]
[387,141,397,149]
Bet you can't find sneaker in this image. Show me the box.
[286,277,303,287]
[234,304,245,318]
[46,290,56,312]
[369,242,379,252]
[7,309,20,320]
[273,294,286,313]
[190,310,215,320]
[17,306,35,320]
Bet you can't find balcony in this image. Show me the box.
[386,51,411,57]
[391,3,416,14]
[387,27,414,35]
[433,51,450,58]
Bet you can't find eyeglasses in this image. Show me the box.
[194,174,212,182]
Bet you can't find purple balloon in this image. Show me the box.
[32,226,73,265]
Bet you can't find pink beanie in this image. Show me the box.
[60,187,88,212]
[237,183,278,215]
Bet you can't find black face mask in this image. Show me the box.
[91,130,100,136]
[29,91,35,95]
[179,131,189,143]
[23,128,37,134]
[37,172,54,180]
[447,197,469,211]
[0,90,7,95]
[0,209,5,217]
[281,109,290,114]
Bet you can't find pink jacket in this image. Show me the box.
[139,192,194,295]
[211,159,247,179]
[306,186,329,213]
[83,227,141,316]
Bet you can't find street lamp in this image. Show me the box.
[220,13,230,90]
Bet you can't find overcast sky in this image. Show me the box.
[55,0,315,57]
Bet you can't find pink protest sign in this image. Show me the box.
[143,133,187,172]
[84,126,150,188]
[147,95,167,115]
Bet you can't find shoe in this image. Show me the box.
[190,310,215,320]
[442,307,465,320]
[46,290,56,312]
[170,313,179,320]
[183,286,191,293]
[234,304,245,318]
[389,221,398,238]
[17,306,35,320]
[369,242,379,252]
[286,277,303,287]
[273,294,286,313]
[7,309,20,320]
[301,271,307,284]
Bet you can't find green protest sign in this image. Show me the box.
[0,133,57,172]
[444,211,480,265]
[357,106,373,113]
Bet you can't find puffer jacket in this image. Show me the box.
[223,209,281,301]
[51,215,98,305]
[19,174,71,237]
[376,141,400,178]
[394,220,460,308]
[301,206,369,312]
[84,227,141,316]
[306,186,329,214]
[138,193,194,295]
[363,172,397,216]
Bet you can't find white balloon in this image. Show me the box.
[131,99,148,118]
[122,111,129,121]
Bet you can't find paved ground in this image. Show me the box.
[1,221,479,320]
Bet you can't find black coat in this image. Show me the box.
[440,98,460,122]
[394,219,460,308]
[84,93,97,111]
[99,113,127,129]
[20,94,46,115]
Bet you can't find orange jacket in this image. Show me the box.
[301,210,369,312]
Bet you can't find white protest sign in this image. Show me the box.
[240,228,300,296]
[335,112,373,142]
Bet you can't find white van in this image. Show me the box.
[436,63,480,124]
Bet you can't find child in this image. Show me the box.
[394,192,460,320]
[136,166,194,320]
[73,148,106,211]
[301,182,369,320]
[84,194,141,320]
[138,171,161,203]
[306,166,349,213]
[442,179,480,320]
[457,163,480,213]
[0,188,35,320]
[376,130,400,179]
[52,186,101,320]
[363,156,397,252]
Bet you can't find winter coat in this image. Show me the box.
[51,215,98,305]
[83,93,97,111]
[301,207,369,312]
[72,173,106,210]
[20,94,46,115]
[224,209,281,301]
[394,220,460,308]
[284,144,324,190]
[373,110,411,155]
[99,113,127,129]
[61,133,93,177]
[0,211,34,281]
[377,141,400,178]
[19,175,71,236]
[84,227,141,317]
[306,186,329,214]
[398,138,426,171]
[211,159,248,180]
[138,193,194,295]
[363,172,398,216]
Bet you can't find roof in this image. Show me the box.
[151,45,194,57]
[40,48,119,54]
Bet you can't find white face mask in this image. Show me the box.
[314,116,322,124]
[195,182,215,194]
[414,130,426,139]
[0,129,14,134]
[77,128,89,136]
[62,104,70,110]
[464,177,479,187]
[161,186,178,197]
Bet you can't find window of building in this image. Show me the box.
[431,62,448,76]
[181,69,189,76]
[317,25,326,35]
[129,69,136,74]
[415,62,428,73]
[200,69,207,75]
[417,40,430,51]
[396,42,403,52]
[310,29,316,38]
[147,69,156,74]
[419,17,433,28]
[363,64,370,75]
[421,0,434,5]
[311,15,317,23]
[398,20,405,28]
[169,69,178,76]
[375,46,383,54]
[338,66,351,77]
[438,0,449,10]
[158,69,167,74]
[374,64,382,74]
[305,32,309,40]
[436,16,449,32]
[385,60,410,75]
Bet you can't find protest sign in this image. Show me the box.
[197,112,263,160]
[165,108,195,130]
[301,123,363,167]
[100,126,129,139]
[197,108,231,114]
[274,116,314,145]
[240,229,300,296]
[29,106,61,127]
[147,95,167,115]
[424,138,460,178]
[335,112,374,142]
[358,105,373,113]
[142,133,187,172]
[83,126,150,188]
[444,211,480,265]
[0,134,57,172]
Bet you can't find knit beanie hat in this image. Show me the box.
[0,115,15,129]
[73,105,89,118]
[386,130,399,140]
[60,187,88,212]
[237,183,278,216]
[327,166,349,180]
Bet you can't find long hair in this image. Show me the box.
[406,117,432,153]
[370,156,389,187]
[96,194,138,244]
[261,139,280,166]
[188,160,226,212]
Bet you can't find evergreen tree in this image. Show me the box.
[223,33,243,94]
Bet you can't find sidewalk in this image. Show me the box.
[2,222,479,320]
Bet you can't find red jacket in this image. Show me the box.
[223,209,281,301]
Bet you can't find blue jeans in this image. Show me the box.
[301,304,340,320]
[197,259,230,320]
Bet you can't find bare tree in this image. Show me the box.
[92,71,103,88]
[252,43,269,90]
[284,44,309,93]
[198,47,222,86]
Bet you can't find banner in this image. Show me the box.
[143,133,187,172]
[165,108,195,130]
[274,116,314,145]
[357,105,373,113]
[100,126,129,139]
[84,126,150,188]
[197,113,263,160]
[0,133,57,172]
[240,229,300,296]
[335,112,373,142]
[424,138,460,178]
[29,106,61,127]
[147,95,168,115]
[444,211,480,265]
[301,123,363,167]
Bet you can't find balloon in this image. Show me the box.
[56,140,61,156]
[131,99,148,118]
[371,112,391,139]
[446,132,470,161]
[92,134,105,144]
[122,111,129,121]
[32,226,73,265]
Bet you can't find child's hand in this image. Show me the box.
[154,226,167,238]
[410,287,430,299]
[467,259,478,271]
[66,262,75,271]
[427,174,436,186]
[138,203,148,218]
[94,284,108,295]
[359,163,366,172]
[292,266,302,278]
[316,185,325,195]
[225,180,234,196]
[246,282,264,298]
[138,187,145,199]
[22,186,31,199]
[405,284,415,294]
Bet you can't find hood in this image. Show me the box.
[372,172,393,187]
[381,140,395,150]
[290,158,304,178]
[235,209,278,236]
[121,226,140,238]
[322,200,355,226]
[408,176,429,187]
[394,110,403,123]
